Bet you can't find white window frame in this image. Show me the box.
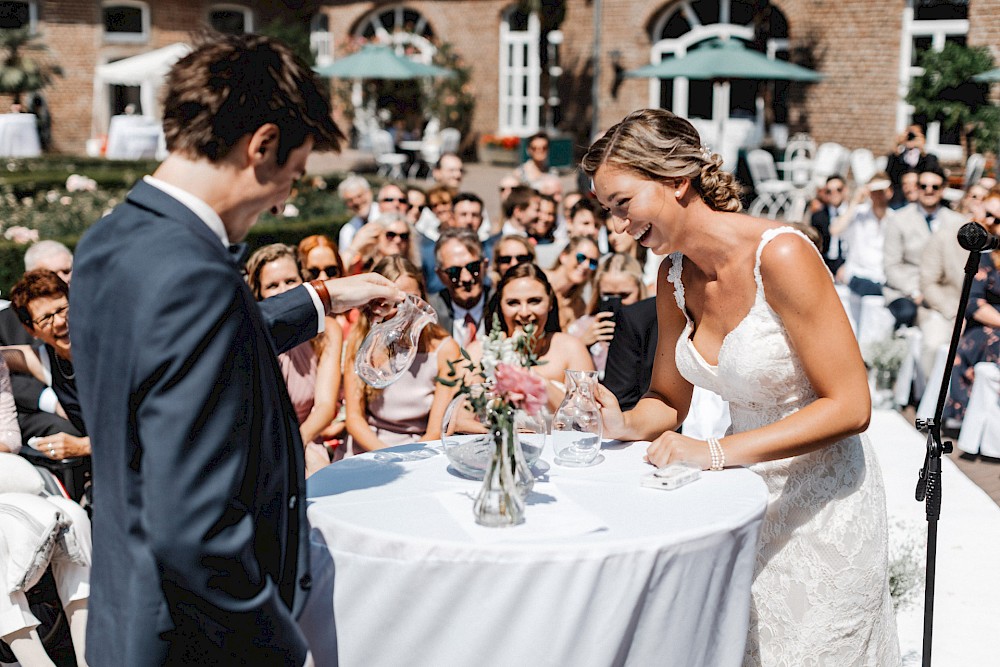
[357,6,436,62]
[498,7,541,136]
[208,4,254,35]
[896,1,968,162]
[0,0,38,33]
[310,12,333,68]
[647,1,785,129]
[101,0,149,44]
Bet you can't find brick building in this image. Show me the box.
[4,0,998,164]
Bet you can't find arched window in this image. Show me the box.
[0,0,37,32]
[208,4,254,35]
[646,0,789,146]
[898,0,969,161]
[499,5,541,136]
[356,5,436,60]
[102,1,149,43]
[311,12,333,68]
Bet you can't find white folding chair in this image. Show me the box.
[746,149,809,221]
[371,129,407,179]
[811,142,850,187]
[781,134,815,187]
[849,148,877,187]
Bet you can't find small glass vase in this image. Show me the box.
[473,409,526,527]
[870,366,897,410]
[551,370,604,467]
[355,294,437,388]
[441,387,544,493]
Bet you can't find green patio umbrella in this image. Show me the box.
[313,44,453,80]
[973,68,1000,83]
[623,38,823,82]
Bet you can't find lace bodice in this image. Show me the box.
[666,227,900,666]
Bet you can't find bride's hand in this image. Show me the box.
[645,431,710,469]
[594,383,627,440]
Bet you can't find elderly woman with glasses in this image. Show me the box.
[544,235,601,331]
[246,243,345,474]
[6,270,91,461]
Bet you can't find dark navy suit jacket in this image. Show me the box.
[72,180,317,666]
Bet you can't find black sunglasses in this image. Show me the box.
[919,183,942,192]
[575,252,599,271]
[440,259,483,284]
[385,231,410,241]
[497,253,533,265]
[380,197,409,205]
[307,265,341,280]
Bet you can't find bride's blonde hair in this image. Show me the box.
[580,108,743,213]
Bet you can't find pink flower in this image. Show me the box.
[493,363,547,416]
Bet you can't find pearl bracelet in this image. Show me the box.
[707,437,725,471]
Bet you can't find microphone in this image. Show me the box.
[958,222,1000,252]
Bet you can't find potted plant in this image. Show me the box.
[479,134,521,166]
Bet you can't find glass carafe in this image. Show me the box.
[551,370,604,467]
[355,294,437,388]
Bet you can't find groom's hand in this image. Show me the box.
[325,273,404,316]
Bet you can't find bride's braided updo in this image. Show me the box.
[580,108,743,213]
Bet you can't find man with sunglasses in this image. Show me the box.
[884,165,965,359]
[428,228,492,348]
[809,175,848,275]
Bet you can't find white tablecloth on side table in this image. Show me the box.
[0,113,41,157]
[105,114,163,160]
[301,440,768,667]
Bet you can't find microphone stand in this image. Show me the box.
[913,246,981,667]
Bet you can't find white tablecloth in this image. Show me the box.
[301,440,768,666]
[105,114,163,160]
[0,113,41,157]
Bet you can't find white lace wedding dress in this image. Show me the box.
[668,228,901,666]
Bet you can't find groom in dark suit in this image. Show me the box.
[70,34,401,666]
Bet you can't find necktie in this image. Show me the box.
[464,313,477,344]
[924,213,934,230]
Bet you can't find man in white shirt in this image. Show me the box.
[831,174,893,296]
[336,174,377,254]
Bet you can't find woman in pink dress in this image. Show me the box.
[246,243,343,475]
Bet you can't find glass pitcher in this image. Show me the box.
[551,370,604,467]
[355,293,437,388]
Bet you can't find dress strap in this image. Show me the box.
[665,252,690,324]
[753,226,825,295]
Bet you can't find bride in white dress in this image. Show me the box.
[582,109,900,666]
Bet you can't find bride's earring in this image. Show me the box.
[675,191,681,198]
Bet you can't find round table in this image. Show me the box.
[0,113,41,157]
[300,440,768,667]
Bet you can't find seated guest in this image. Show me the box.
[496,174,521,225]
[500,185,540,237]
[432,152,464,191]
[544,235,601,331]
[567,253,648,374]
[810,175,848,275]
[474,262,594,410]
[429,229,492,349]
[566,198,604,243]
[451,192,498,259]
[246,245,344,474]
[959,181,990,220]
[893,169,920,210]
[336,175,377,256]
[829,173,894,296]
[943,189,1000,429]
[346,212,420,275]
[374,182,410,221]
[0,241,80,448]
[602,296,658,411]
[344,257,460,450]
[8,270,91,460]
[528,193,561,269]
[406,185,428,226]
[491,234,536,284]
[883,166,965,331]
[415,184,456,291]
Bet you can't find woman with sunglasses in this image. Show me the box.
[471,263,594,411]
[544,236,601,331]
[344,256,462,451]
[490,234,536,282]
[246,243,344,475]
[342,212,421,275]
[942,186,1000,435]
[567,253,648,375]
